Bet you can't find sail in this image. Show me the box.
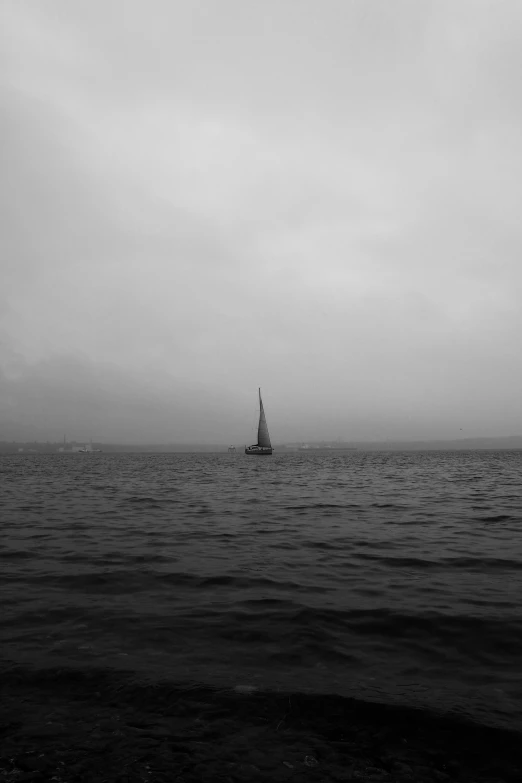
[257,389,272,448]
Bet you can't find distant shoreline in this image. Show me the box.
[1,436,522,454]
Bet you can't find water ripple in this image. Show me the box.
[1,449,522,730]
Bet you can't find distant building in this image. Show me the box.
[72,442,101,453]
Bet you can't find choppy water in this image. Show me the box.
[1,450,521,730]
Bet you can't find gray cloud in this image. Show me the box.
[1,0,521,442]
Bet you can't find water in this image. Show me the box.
[1,450,521,731]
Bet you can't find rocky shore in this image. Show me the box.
[0,667,520,783]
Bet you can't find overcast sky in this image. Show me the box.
[1,0,521,443]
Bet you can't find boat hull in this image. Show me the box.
[245,446,273,456]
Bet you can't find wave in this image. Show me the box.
[2,449,522,731]
[353,553,522,571]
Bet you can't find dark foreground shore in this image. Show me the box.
[0,668,520,783]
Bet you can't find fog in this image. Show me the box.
[1,0,521,443]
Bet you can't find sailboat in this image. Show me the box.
[245,388,273,456]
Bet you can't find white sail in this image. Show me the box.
[257,389,272,448]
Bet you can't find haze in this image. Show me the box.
[1,0,521,444]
